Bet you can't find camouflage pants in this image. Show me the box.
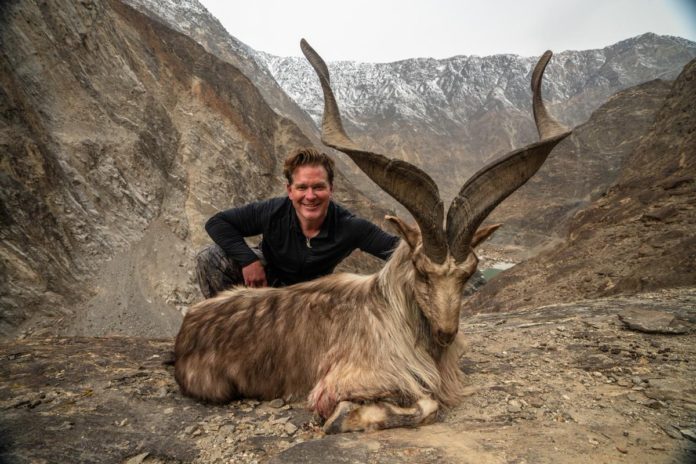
[195,244,265,298]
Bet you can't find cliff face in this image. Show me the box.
[122,0,321,142]
[464,59,696,314]
[0,0,384,337]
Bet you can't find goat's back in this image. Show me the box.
[174,276,375,402]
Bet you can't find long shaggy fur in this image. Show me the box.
[174,240,467,417]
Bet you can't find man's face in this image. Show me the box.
[287,164,333,226]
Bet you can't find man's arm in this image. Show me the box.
[353,218,400,260]
[205,199,280,287]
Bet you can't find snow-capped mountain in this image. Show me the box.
[260,34,696,131]
[259,33,696,202]
[122,0,696,205]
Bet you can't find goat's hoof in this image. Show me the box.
[322,401,359,434]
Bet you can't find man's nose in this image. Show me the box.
[305,188,316,199]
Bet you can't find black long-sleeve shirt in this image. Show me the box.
[205,197,399,287]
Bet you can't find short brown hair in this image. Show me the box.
[283,147,335,186]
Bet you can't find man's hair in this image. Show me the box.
[283,147,335,186]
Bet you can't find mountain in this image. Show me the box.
[118,1,696,251]
[121,0,320,141]
[262,34,696,205]
[0,0,386,337]
[122,0,389,218]
[2,0,694,338]
[1,3,695,461]
[463,58,696,314]
[485,78,672,259]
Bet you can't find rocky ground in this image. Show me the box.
[2,287,694,463]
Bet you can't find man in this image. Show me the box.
[196,147,399,297]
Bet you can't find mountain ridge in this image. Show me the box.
[124,0,696,211]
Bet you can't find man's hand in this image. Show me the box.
[242,260,267,288]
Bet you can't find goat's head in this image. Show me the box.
[301,40,571,347]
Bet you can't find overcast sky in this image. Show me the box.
[199,0,695,62]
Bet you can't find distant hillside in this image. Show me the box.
[262,33,696,206]
[485,78,672,260]
[117,1,696,251]
[464,58,696,314]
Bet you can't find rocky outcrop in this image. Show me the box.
[464,59,696,314]
[0,0,386,338]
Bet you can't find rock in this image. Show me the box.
[28,399,42,409]
[661,425,682,440]
[46,421,74,431]
[284,422,298,435]
[268,398,285,408]
[528,397,545,408]
[507,400,523,413]
[124,452,149,464]
[644,379,684,402]
[220,424,236,435]
[617,378,631,387]
[644,399,666,409]
[618,309,689,334]
[680,429,696,443]
[641,206,678,222]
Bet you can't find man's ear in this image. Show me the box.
[471,223,502,249]
[385,215,420,249]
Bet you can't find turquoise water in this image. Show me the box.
[481,267,504,280]
[481,262,515,281]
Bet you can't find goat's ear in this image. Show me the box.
[385,215,420,250]
[471,223,502,249]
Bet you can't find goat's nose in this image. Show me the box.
[435,330,457,347]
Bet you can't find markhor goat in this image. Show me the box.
[174,40,571,433]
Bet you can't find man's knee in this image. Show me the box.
[195,244,243,298]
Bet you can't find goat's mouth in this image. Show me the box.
[434,330,457,347]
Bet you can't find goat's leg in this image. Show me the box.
[322,397,439,434]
